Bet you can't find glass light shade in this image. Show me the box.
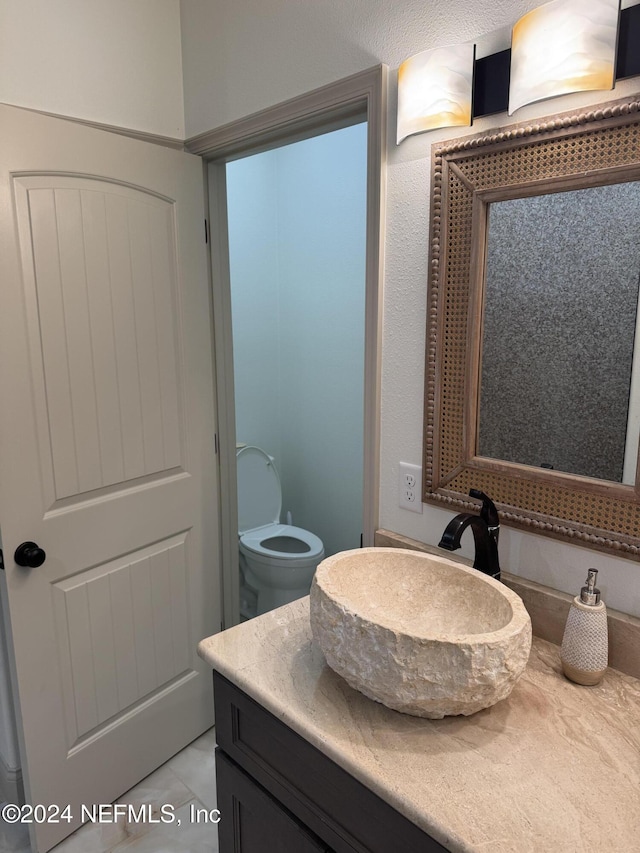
[509,0,620,115]
[397,44,475,144]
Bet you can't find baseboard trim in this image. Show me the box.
[0,751,24,806]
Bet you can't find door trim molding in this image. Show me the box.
[191,65,387,628]
[185,66,386,161]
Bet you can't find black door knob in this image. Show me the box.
[14,542,46,568]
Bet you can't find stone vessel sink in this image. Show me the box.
[309,547,532,718]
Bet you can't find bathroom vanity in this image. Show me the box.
[198,596,640,852]
[213,673,443,851]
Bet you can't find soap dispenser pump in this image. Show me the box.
[560,569,608,686]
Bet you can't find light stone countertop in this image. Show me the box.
[198,597,640,853]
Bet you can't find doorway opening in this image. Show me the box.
[227,123,367,620]
[193,66,387,629]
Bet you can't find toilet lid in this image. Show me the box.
[236,446,282,534]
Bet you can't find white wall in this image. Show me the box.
[0,0,185,138]
[181,0,640,618]
[228,125,367,556]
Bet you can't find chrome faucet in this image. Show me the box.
[438,489,501,580]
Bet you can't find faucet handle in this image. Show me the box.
[469,489,500,530]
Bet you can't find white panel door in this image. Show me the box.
[0,105,220,852]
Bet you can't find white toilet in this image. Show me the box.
[237,445,325,616]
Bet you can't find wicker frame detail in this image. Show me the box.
[424,95,640,559]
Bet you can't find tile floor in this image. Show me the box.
[0,728,218,853]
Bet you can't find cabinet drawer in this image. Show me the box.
[214,672,448,853]
[217,751,330,853]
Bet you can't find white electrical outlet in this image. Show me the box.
[398,462,422,513]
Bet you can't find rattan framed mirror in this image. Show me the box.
[423,95,640,558]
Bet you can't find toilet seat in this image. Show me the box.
[236,445,325,615]
[240,522,324,562]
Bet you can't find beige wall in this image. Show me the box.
[0,0,185,138]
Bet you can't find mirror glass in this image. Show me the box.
[478,182,640,484]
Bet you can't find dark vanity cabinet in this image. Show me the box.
[213,672,449,853]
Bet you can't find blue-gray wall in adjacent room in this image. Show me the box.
[227,123,367,556]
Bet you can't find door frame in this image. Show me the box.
[186,65,388,628]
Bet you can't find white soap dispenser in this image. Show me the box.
[560,569,608,686]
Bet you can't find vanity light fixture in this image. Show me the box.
[508,0,620,115]
[396,43,475,143]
